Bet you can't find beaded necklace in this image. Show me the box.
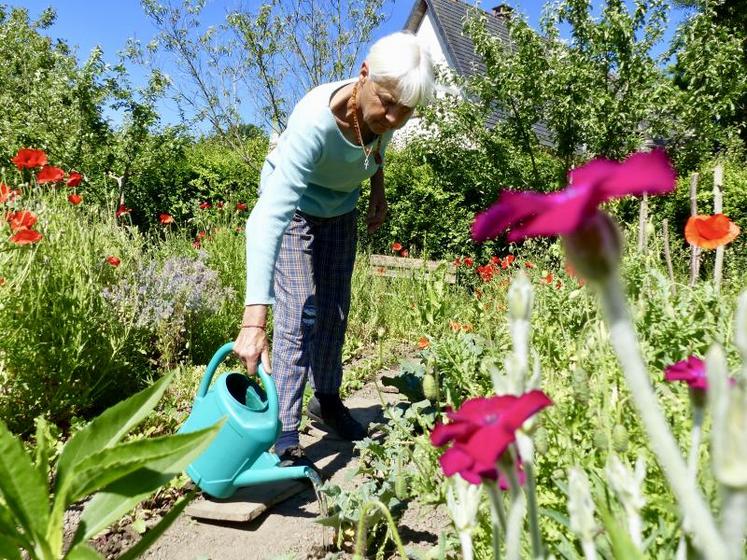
[350,81,382,170]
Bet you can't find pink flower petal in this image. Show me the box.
[439,446,474,477]
[499,390,554,433]
[472,191,553,242]
[464,424,515,466]
[508,185,596,240]
[568,158,618,188]
[431,421,475,447]
[448,395,517,424]
[599,149,675,199]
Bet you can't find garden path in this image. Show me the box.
[140,371,448,560]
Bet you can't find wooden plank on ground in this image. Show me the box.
[185,450,339,523]
[369,254,456,283]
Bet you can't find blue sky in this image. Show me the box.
[15,0,688,129]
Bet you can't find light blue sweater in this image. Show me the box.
[245,79,394,305]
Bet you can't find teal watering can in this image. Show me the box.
[179,342,313,499]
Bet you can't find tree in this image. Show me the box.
[138,0,387,164]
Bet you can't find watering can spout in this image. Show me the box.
[234,465,314,486]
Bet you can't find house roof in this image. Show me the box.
[404,0,553,146]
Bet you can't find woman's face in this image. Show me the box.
[360,78,415,135]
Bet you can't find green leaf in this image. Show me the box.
[74,423,219,543]
[0,419,49,544]
[33,417,51,488]
[66,429,222,505]
[598,505,645,560]
[117,490,196,560]
[0,536,22,560]
[56,373,174,489]
[65,542,104,559]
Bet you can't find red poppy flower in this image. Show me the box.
[9,229,43,244]
[400,248,409,257]
[477,264,495,282]
[685,214,740,250]
[115,204,131,218]
[11,148,47,169]
[236,202,248,211]
[192,240,202,249]
[36,166,65,184]
[199,201,211,210]
[68,194,82,205]
[216,201,224,209]
[196,230,207,239]
[66,171,83,187]
[544,273,553,284]
[524,261,535,269]
[505,255,515,265]
[391,242,403,252]
[106,256,121,267]
[490,256,500,265]
[464,257,474,267]
[417,336,429,349]
[454,257,461,267]
[159,213,175,224]
[0,183,20,204]
[6,210,37,232]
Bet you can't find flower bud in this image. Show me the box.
[593,428,609,451]
[508,270,533,321]
[534,426,549,455]
[572,367,590,404]
[568,467,597,544]
[422,374,438,402]
[612,425,629,454]
[563,211,623,283]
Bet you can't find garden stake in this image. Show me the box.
[688,172,701,286]
[661,218,675,292]
[712,163,725,293]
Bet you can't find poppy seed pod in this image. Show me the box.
[612,424,629,454]
[563,212,623,283]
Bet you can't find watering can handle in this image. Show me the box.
[196,342,279,419]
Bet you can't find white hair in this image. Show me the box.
[366,31,435,108]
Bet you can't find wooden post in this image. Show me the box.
[637,193,649,253]
[662,218,675,292]
[688,173,701,286]
[713,163,725,293]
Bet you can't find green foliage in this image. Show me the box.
[0,188,151,435]
[0,6,111,175]
[0,372,219,560]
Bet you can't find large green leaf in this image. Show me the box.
[66,429,221,505]
[65,542,104,559]
[0,536,22,560]
[117,490,196,560]
[56,373,173,489]
[0,420,49,544]
[73,422,220,544]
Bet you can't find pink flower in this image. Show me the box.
[472,149,675,243]
[431,391,552,481]
[664,356,707,390]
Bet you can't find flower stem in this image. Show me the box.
[505,457,527,560]
[581,539,598,560]
[720,489,747,560]
[459,530,474,560]
[486,482,506,559]
[598,275,726,559]
[524,462,544,558]
[676,405,704,559]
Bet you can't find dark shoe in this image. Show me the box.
[307,395,367,441]
[277,445,323,479]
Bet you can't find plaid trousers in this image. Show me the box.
[272,209,357,432]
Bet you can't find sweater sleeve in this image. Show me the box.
[244,113,325,305]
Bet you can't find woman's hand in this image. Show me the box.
[234,305,272,375]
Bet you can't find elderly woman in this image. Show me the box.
[234,31,435,469]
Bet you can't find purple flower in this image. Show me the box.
[472,149,676,243]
